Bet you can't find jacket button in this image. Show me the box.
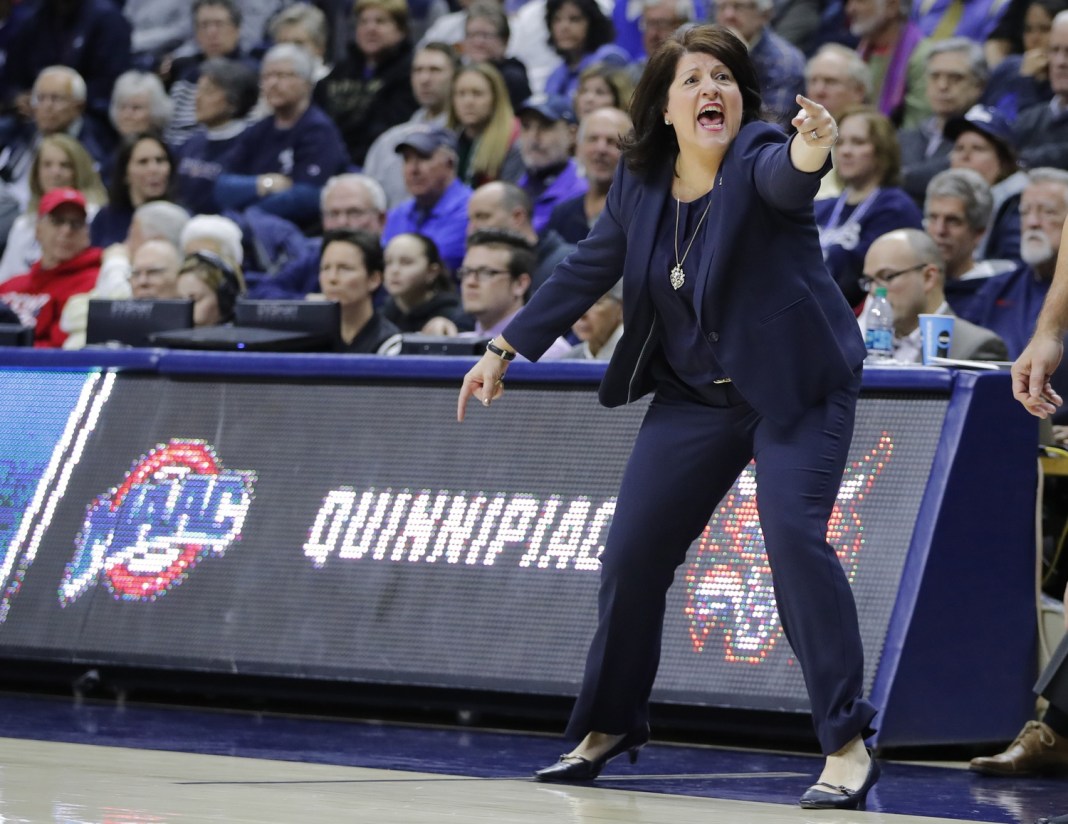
[707,331,719,342]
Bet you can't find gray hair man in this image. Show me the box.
[546,107,633,245]
[923,167,1016,317]
[901,37,989,202]
[83,200,192,304]
[249,173,388,300]
[628,0,694,84]
[969,168,1068,358]
[805,44,871,120]
[0,67,109,208]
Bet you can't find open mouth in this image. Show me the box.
[697,104,725,130]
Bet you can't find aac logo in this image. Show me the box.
[59,440,255,605]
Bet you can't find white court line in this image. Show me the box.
[176,771,810,786]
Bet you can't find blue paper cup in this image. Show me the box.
[919,314,955,365]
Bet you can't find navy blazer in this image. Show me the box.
[503,121,866,426]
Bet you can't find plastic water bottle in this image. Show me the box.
[864,286,894,364]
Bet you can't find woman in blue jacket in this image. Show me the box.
[458,24,879,810]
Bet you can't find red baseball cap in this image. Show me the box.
[38,187,87,218]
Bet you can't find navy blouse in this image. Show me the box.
[649,188,730,395]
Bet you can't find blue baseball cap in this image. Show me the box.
[518,94,577,125]
[395,125,458,157]
[944,104,1016,157]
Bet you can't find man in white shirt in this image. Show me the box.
[859,227,1007,363]
[459,227,571,359]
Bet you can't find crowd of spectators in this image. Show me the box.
[0,0,1065,368]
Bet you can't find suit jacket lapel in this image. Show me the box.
[694,146,737,328]
[627,163,673,294]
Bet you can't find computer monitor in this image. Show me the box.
[0,324,33,346]
[86,299,194,348]
[233,299,342,351]
[398,334,492,356]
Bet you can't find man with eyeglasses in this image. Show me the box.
[250,173,388,300]
[0,66,111,209]
[899,38,988,203]
[215,43,349,232]
[627,0,694,85]
[162,0,258,148]
[467,180,575,295]
[2,0,131,142]
[127,239,183,300]
[459,228,570,359]
[859,227,1007,363]
[0,187,101,348]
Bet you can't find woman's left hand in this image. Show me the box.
[791,94,838,150]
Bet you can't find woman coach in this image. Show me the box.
[457,24,879,810]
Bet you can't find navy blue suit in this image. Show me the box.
[503,121,876,754]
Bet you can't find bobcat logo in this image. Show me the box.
[683,434,893,663]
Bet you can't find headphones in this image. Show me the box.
[190,249,245,321]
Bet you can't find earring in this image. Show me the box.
[664,117,671,125]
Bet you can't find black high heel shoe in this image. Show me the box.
[798,751,880,810]
[533,726,650,782]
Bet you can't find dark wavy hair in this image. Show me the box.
[545,0,616,57]
[108,132,177,212]
[623,24,764,178]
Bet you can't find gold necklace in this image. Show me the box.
[670,193,714,290]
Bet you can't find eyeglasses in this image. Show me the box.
[261,70,302,82]
[857,263,927,291]
[129,266,170,280]
[196,18,236,30]
[639,18,683,32]
[323,207,377,222]
[457,266,511,282]
[43,213,86,231]
[717,1,758,12]
[32,93,73,107]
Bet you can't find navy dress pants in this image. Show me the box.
[564,371,877,755]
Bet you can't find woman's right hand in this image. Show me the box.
[457,351,508,422]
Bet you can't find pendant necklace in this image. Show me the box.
[671,189,715,290]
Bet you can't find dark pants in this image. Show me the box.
[564,372,877,755]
